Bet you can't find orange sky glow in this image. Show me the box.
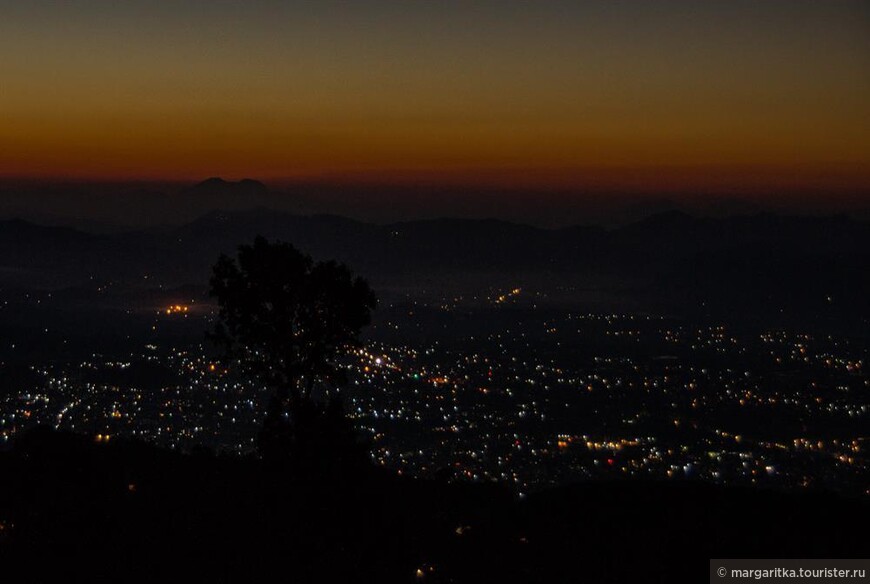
[1,2,868,196]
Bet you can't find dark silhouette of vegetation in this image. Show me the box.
[1,427,868,583]
[209,236,377,467]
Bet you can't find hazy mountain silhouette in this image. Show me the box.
[4,177,867,230]
[182,177,268,200]
[0,210,867,320]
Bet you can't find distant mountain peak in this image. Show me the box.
[184,178,268,198]
[628,209,696,229]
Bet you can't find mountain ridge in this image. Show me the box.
[0,210,867,319]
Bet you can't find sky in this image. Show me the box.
[1,0,868,197]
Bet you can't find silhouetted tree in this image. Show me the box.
[209,236,377,466]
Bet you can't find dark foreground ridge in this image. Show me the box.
[1,429,866,583]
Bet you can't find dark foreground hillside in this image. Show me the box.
[0,429,866,584]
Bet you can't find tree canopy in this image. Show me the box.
[210,236,376,399]
[209,236,376,462]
